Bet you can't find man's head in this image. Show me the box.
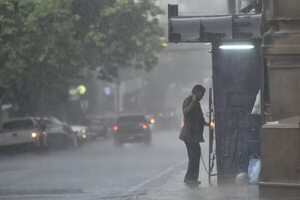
[192,84,206,101]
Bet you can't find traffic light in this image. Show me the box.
[77,85,87,95]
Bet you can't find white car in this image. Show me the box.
[36,117,78,148]
[71,125,88,144]
[0,117,47,149]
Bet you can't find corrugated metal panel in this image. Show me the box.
[212,41,262,183]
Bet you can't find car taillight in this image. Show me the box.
[141,123,148,130]
[112,125,119,132]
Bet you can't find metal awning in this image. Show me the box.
[169,14,262,43]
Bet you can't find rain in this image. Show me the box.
[1,1,299,200]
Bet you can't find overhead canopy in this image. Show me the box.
[169,14,262,43]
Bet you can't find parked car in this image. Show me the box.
[82,117,108,139]
[112,114,151,146]
[0,117,47,149]
[36,117,78,148]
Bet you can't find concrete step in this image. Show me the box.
[259,181,300,199]
[297,166,300,180]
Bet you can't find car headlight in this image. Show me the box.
[80,129,86,134]
[31,132,38,138]
[150,118,156,124]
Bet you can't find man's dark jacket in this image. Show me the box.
[179,95,205,143]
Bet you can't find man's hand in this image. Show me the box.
[205,121,215,129]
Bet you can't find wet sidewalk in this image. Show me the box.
[142,170,260,200]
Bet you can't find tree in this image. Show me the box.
[71,0,164,81]
[0,0,164,117]
[0,0,83,116]
[0,0,20,89]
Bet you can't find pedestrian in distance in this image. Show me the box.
[179,84,209,185]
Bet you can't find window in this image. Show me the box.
[2,119,34,131]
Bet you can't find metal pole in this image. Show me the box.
[114,78,121,113]
[208,87,212,185]
[228,0,236,15]
[0,87,5,127]
[237,0,241,14]
[0,97,2,128]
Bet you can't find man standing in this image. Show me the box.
[180,84,208,185]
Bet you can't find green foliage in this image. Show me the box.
[71,0,164,80]
[0,0,164,116]
[0,0,18,88]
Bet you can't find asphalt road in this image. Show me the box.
[0,129,212,200]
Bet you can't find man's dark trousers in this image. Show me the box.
[184,141,201,182]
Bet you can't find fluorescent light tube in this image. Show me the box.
[219,44,254,50]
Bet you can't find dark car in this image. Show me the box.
[83,117,108,139]
[100,116,117,135]
[112,114,151,146]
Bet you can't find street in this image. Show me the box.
[0,130,213,200]
[1,1,300,199]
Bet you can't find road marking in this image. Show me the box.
[0,193,84,200]
[0,189,84,199]
[124,161,186,195]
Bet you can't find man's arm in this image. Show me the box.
[183,95,197,115]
